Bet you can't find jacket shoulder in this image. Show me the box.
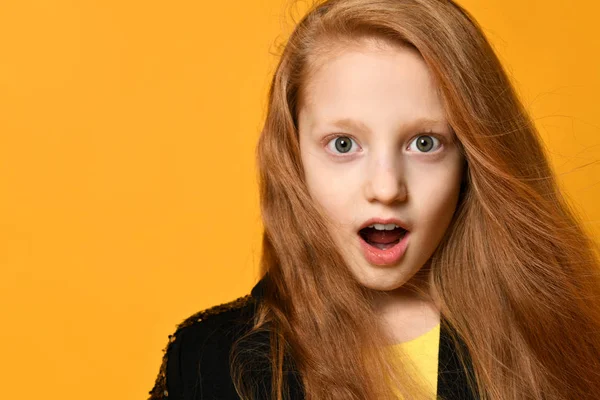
[148,294,257,400]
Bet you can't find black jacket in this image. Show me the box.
[148,276,478,399]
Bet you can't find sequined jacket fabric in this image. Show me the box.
[148,276,479,399]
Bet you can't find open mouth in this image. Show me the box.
[358,226,408,250]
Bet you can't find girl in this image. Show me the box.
[149,0,600,399]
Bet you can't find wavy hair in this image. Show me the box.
[231,0,600,398]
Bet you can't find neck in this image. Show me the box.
[370,264,442,345]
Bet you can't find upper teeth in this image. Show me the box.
[368,223,400,231]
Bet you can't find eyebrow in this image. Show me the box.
[319,117,448,133]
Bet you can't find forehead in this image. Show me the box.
[299,40,447,129]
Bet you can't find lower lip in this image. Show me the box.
[358,232,410,266]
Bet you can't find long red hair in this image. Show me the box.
[231,0,600,398]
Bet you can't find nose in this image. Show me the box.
[363,157,407,204]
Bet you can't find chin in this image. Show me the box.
[350,263,411,291]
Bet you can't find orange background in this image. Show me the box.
[1,0,599,398]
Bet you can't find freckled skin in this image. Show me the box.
[298,40,465,334]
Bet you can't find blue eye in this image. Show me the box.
[408,135,441,153]
[326,136,358,154]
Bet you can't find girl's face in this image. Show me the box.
[298,40,465,295]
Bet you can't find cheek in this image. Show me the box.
[306,173,354,221]
[410,164,463,228]
[301,149,357,214]
[302,165,361,235]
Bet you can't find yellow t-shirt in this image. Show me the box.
[388,323,441,399]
